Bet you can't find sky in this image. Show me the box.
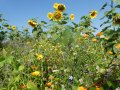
[0,0,111,32]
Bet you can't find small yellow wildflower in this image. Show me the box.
[31,71,40,76]
[53,11,63,21]
[28,20,37,28]
[89,10,98,19]
[91,38,97,42]
[36,53,43,60]
[12,26,16,30]
[69,14,75,20]
[47,12,53,20]
[53,3,59,9]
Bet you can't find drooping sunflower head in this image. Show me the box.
[53,3,59,9]
[28,20,37,28]
[53,11,63,21]
[89,10,98,19]
[57,4,66,12]
[47,12,53,20]
[69,14,75,20]
[112,14,120,26]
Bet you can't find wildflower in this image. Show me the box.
[115,43,120,49]
[91,38,97,42]
[12,26,16,30]
[83,34,89,39]
[89,10,98,19]
[31,66,38,70]
[28,20,37,28]
[77,86,87,90]
[46,82,52,87]
[19,84,27,89]
[107,50,113,55]
[53,11,63,21]
[36,53,43,60]
[69,14,75,20]
[112,14,120,26]
[69,76,73,80]
[31,71,40,76]
[57,4,66,12]
[53,3,59,9]
[96,32,103,36]
[47,12,53,20]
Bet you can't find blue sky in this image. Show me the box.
[0,0,110,32]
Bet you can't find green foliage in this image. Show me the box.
[0,0,120,90]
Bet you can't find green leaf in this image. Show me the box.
[2,48,7,57]
[100,2,107,11]
[6,56,14,64]
[18,65,25,71]
[100,20,110,27]
[72,85,78,90]
[115,5,120,8]
[2,22,9,27]
[27,81,38,90]
[90,87,96,90]
[41,21,47,24]
[100,87,104,90]
[14,75,20,82]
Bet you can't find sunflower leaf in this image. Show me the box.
[100,2,107,11]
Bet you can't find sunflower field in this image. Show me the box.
[0,0,120,90]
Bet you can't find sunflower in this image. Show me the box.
[112,14,120,26]
[12,26,16,30]
[57,4,66,12]
[47,12,53,20]
[53,3,59,9]
[89,10,98,19]
[96,32,103,36]
[28,20,37,28]
[69,14,75,20]
[53,11,63,21]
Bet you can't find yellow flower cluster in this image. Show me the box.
[47,3,67,21]
[47,3,75,21]
[28,20,37,28]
